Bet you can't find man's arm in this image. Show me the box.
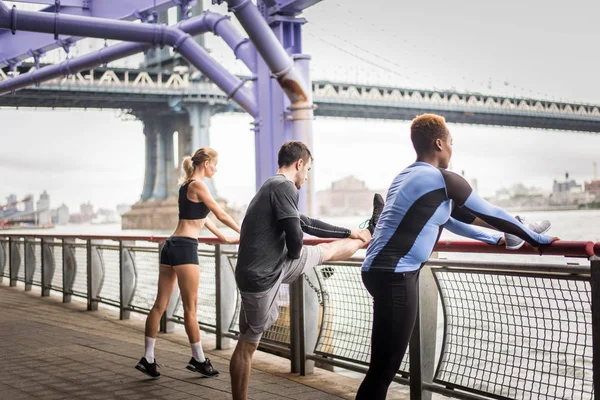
[440,169,553,247]
[279,218,303,259]
[444,217,503,245]
[271,181,303,259]
[452,204,495,229]
[299,214,351,238]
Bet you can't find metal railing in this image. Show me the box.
[0,233,598,400]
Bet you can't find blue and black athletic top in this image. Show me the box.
[362,162,552,273]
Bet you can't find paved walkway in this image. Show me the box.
[0,282,409,400]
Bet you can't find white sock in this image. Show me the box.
[144,336,156,363]
[190,341,206,363]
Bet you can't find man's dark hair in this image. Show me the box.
[277,141,313,168]
[410,114,449,155]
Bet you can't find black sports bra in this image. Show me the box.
[179,180,210,220]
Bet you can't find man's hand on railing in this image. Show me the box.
[349,229,371,247]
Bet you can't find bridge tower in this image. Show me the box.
[121,1,228,229]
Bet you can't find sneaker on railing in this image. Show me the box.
[359,193,385,235]
[505,216,552,250]
[135,357,161,379]
[186,357,219,377]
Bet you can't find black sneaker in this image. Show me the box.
[135,357,160,379]
[360,193,384,235]
[186,357,219,377]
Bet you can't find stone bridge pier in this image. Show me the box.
[122,104,232,230]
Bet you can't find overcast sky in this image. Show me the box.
[1,0,600,211]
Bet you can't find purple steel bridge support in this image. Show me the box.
[0,0,320,213]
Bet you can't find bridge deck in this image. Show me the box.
[0,282,409,400]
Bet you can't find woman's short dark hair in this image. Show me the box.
[410,114,449,155]
[278,141,313,168]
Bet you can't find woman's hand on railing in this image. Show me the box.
[222,236,240,245]
[535,237,560,254]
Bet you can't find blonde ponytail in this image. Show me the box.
[178,156,195,185]
[178,147,218,186]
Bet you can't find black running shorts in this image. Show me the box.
[159,236,199,266]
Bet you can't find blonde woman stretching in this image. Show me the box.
[136,147,241,379]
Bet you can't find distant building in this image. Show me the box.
[550,173,593,206]
[5,194,17,213]
[37,191,52,226]
[317,176,384,217]
[55,204,70,225]
[584,180,600,197]
[24,194,34,212]
[37,191,50,212]
[69,201,95,223]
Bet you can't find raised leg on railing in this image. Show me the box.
[590,255,600,399]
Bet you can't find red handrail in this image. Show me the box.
[0,233,598,258]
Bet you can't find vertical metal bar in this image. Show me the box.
[119,240,130,320]
[289,278,303,373]
[298,277,307,376]
[409,278,423,400]
[215,244,223,350]
[86,239,97,311]
[23,238,30,291]
[62,238,71,303]
[9,237,16,286]
[41,238,49,296]
[590,256,600,399]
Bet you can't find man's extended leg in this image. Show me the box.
[230,339,259,400]
[318,233,370,263]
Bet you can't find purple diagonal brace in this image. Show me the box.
[0,3,257,116]
[224,0,309,105]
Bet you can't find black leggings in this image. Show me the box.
[356,269,420,400]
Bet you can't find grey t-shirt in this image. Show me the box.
[235,174,300,293]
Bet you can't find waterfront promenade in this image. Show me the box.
[0,282,409,400]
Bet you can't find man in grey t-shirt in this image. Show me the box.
[230,141,384,400]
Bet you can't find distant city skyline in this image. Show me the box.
[2,0,600,211]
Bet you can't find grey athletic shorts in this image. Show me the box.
[238,246,324,343]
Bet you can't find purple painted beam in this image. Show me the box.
[0,3,257,116]
[0,0,177,68]
[224,0,309,105]
[0,10,256,94]
[7,0,88,6]
[262,0,324,16]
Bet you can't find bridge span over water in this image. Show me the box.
[3,64,600,133]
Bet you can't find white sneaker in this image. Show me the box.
[505,216,551,250]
